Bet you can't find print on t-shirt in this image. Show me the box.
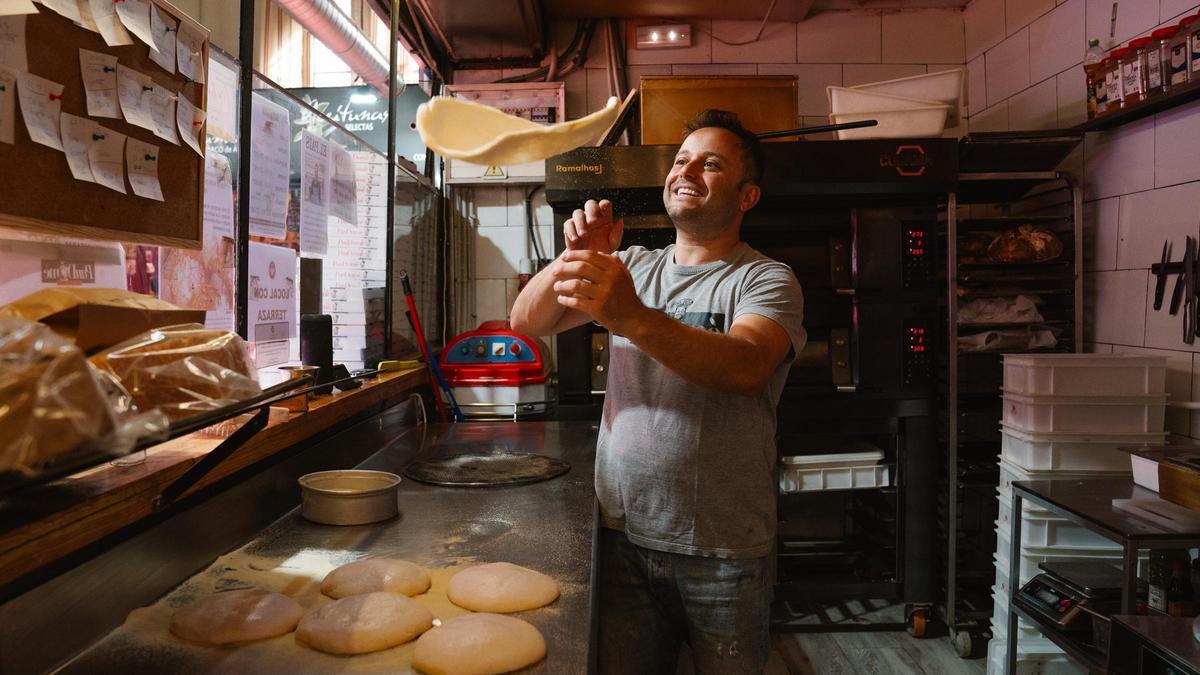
[664,298,725,333]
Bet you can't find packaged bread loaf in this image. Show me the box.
[0,318,118,475]
[92,324,262,421]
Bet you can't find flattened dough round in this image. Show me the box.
[296,591,433,655]
[415,95,620,167]
[321,558,431,599]
[169,589,303,646]
[446,562,559,613]
[412,613,546,675]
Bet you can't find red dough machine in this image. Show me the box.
[438,321,553,420]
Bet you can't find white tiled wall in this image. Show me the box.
[965,0,1200,434]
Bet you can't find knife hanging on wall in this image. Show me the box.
[1154,241,1171,311]
[1184,236,1196,344]
[1170,238,1191,315]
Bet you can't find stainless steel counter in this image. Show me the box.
[62,421,600,674]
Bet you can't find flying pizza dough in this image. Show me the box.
[415,95,620,167]
[412,613,547,675]
[296,591,434,655]
[169,589,304,646]
[446,562,560,613]
[320,558,431,599]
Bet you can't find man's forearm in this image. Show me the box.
[510,258,588,336]
[622,308,777,396]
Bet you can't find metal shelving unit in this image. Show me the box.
[939,131,1085,658]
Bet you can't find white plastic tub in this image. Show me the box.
[1131,453,1161,492]
[994,521,1125,587]
[998,458,1130,502]
[986,638,1087,675]
[1000,427,1161,473]
[827,85,940,115]
[852,68,966,125]
[829,106,950,140]
[1002,391,1167,434]
[778,450,888,492]
[1002,353,1167,397]
[997,490,1122,550]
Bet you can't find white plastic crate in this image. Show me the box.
[1001,426,1161,473]
[850,68,966,125]
[997,489,1124,550]
[987,638,1087,675]
[998,459,1129,502]
[827,86,940,115]
[830,106,949,140]
[1003,389,1161,437]
[994,521,1129,588]
[1002,354,1167,397]
[1002,391,1167,434]
[778,461,889,492]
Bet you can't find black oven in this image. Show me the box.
[545,140,957,631]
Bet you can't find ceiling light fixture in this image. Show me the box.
[636,23,691,49]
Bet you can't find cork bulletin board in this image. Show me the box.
[0,2,208,249]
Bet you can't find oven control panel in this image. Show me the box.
[901,223,933,290]
[903,321,931,387]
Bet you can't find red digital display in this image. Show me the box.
[907,325,927,354]
[905,228,927,257]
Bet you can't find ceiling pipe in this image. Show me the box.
[274,0,400,95]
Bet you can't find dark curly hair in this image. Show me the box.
[682,109,764,186]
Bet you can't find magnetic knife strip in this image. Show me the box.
[1151,236,1200,344]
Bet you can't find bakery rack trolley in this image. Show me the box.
[940,130,1085,658]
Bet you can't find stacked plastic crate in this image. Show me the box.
[987,354,1168,675]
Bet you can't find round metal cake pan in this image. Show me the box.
[297,470,401,526]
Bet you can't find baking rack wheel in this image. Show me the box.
[905,607,929,638]
[953,629,974,658]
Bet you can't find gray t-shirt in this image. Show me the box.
[596,241,806,558]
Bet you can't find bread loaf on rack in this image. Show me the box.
[91,324,261,421]
[0,318,117,474]
[986,225,1063,263]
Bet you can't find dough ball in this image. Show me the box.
[321,558,431,599]
[447,562,559,613]
[169,589,303,646]
[412,613,546,675]
[296,591,433,655]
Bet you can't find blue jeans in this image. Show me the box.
[597,527,772,675]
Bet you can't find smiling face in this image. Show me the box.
[662,127,760,238]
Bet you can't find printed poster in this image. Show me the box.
[299,130,329,255]
[248,241,297,367]
[248,93,290,239]
[329,143,357,224]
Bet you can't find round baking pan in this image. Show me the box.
[297,470,401,525]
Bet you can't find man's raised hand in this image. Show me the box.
[564,199,624,254]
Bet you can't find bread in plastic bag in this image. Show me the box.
[91,324,262,421]
[0,318,167,476]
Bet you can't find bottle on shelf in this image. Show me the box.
[1167,558,1196,617]
[1085,39,1107,118]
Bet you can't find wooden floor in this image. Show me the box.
[768,632,987,675]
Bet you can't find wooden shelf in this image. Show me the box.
[1077,78,1200,132]
[0,368,429,590]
